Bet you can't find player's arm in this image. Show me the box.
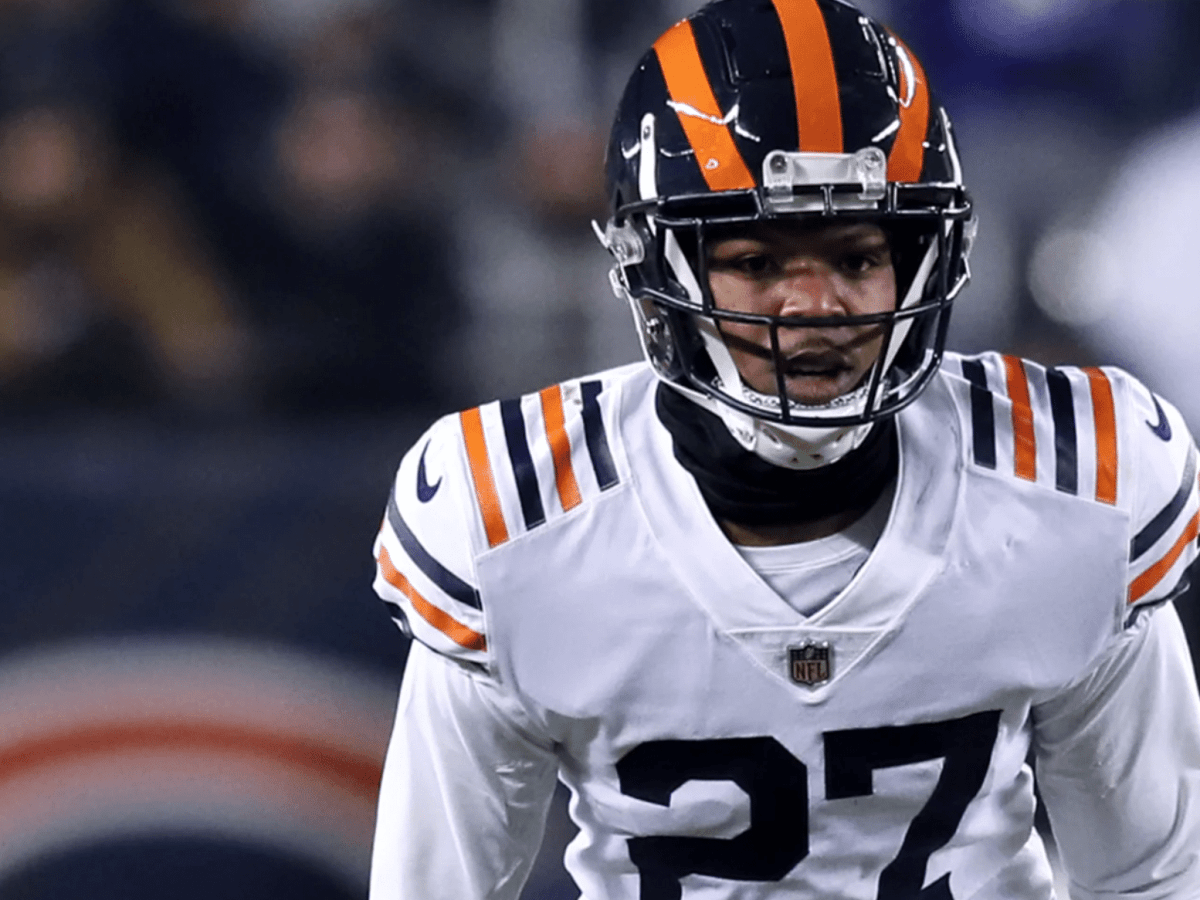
[369,643,558,900]
[1033,603,1200,899]
[368,417,560,900]
[1033,376,1200,899]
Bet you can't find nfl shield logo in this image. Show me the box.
[789,642,832,686]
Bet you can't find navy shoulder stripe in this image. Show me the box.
[1131,448,1198,562]
[961,358,996,470]
[1046,368,1079,496]
[386,491,482,609]
[500,397,547,529]
[581,380,619,491]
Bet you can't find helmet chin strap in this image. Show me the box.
[714,402,873,470]
[668,379,873,470]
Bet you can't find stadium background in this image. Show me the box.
[1,0,1198,897]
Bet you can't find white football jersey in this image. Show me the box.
[369,352,1200,900]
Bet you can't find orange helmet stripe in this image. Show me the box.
[1084,367,1118,504]
[460,406,510,547]
[1003,355,1037,482]
[771,0,843,153]
[654,19,756,191]
[887,32,930,183]
[540,384,583,512]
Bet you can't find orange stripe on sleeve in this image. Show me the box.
[1084,367,1118,505]
[1128,510,1200,605]
[886,33,930,183]
[771,0,842,153]
[654,19,756,191]
[540,384,582,512]
[1003,355,1037,482]
[378,546,487,651]
[460,407,509,547]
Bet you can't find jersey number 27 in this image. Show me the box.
[616,709,1002,900]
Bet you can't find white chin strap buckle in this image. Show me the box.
[715,403,872,471]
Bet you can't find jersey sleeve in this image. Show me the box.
[372,414,490,670]
[1116,371,1199,616]
[369,642,559,900]
[1029,370,1200,897]
[1032,604,1200,899]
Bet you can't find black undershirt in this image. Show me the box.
[655,384,898,529]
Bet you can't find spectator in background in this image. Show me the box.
[98,0,471,417]
[256,77,466,415]
[0,0,251,415]
[0,0,471,420]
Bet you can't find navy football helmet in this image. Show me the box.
[597,0,974,467]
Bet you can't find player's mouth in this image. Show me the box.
[783,350,852,379]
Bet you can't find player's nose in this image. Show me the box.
[774,263,841,318]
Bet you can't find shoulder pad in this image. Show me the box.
[952,353,1123,503]
[951,354,1197,616]
[372,374,628,667]
[452,376,624,548]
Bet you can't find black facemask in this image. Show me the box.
[656,384,898,528]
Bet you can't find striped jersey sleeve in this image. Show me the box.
[1120,376,1199,613]
[956,353,1120,504]
[373,413,489,669]
[372,374,625,667]
[456,377,623,549]
[953,352,1198,616]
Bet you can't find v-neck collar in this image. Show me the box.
[632,375,964,696]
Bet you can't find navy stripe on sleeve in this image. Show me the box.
[581,381,619,491]
[387,492,482,609]
[1131,448,1198,562]
[500,398,546,529]
[1046,369,1078,496]
[961,359,996,470]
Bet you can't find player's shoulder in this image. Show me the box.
[450,362,642,549]
[372,363,647,668]
[941,350,1198,613]
[372,409,489,667]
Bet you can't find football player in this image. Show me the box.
[368,0,1200,898]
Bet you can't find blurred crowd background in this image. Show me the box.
[1,0,1198,897]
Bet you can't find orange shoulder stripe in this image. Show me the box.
[378,546,487,652]
[1128,509,1200,605]
[1003,355,1036,482]
[772,0,842,153]
[654,19,756,191]
[1084,368,1118,505]
[540,384,582,512]
[460,406,509,547]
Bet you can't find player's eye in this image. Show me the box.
[726,253,778,277]
[839,248,888,277]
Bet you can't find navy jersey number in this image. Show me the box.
[617,711,1002,900]
[616,737,809,900]
[824,710,1003,900]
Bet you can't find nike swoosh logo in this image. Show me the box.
[417,442,442,502]
[1147,395,1172,442]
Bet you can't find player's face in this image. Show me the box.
[707,221,897,407]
